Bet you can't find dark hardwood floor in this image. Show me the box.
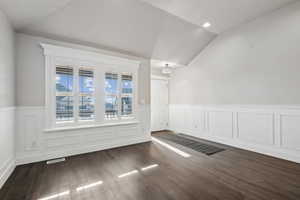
[1,131,300,200]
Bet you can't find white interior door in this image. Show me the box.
[151,78,169,132]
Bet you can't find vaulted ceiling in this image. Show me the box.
[0,0,297,65]
[141,0,297,33]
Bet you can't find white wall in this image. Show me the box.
[0,10,15,188]
[151,78,169,131]
[151,67,170,78]
[16,33,151,106]
[15,33,151,165]
[170,2,300,105]
[169,2,300,163]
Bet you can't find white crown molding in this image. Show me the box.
[40,43,140,69]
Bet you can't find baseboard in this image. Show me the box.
[181,132,300,164]
[169,104,300,164]
[16,136,151,165]
[0,158,15,189]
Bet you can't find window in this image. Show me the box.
[56,66,74,121]
[42,44,139,128]
[56,66,96,123]
[105,73,118,119]
[104,73,134,119]
[79,69,95,120]
[121,74,133,116]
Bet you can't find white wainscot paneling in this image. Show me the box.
[169,105,185,133]
[16,105,151,165]
[208,111,233,139]
[280,114,300,151]
[190,107,205,136]
[0,107,16,189]
[169,105,206,136]
[16,107,44,154]
[237,112,275,145]
[169,104,300,163]
[117,125,140,138]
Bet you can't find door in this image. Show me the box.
[151,78,169,132]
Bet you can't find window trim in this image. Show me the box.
[78,67,95,121]
[120,73,134,118]
[41,43,140,129]
[55,66,74,122]
[104,72,119,120]
[104,72,136,121]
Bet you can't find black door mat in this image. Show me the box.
[153,133,225,155]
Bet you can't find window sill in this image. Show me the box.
[44,120,140,133]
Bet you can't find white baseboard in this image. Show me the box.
[0,107,16,189]
[0,158,15,189]
[186,133,300,163]
[16,136,151,165]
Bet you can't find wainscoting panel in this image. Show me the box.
[280,114,300,151]
[16,105,151,165]
[0,107,15,189]
[169,105,185,133]
[169,104,300,163]
[169,105,206,138]
[208,111,233,139]
[237,112,275,145]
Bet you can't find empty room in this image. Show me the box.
[1,0,300,199]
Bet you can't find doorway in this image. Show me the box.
[151,77,169,132]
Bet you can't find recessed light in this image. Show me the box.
[202,22,211,28]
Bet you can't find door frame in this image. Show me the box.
[151,75,170,132]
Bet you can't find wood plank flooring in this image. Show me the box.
[1,131,300,200]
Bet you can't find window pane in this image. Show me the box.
[105,96,118,119]
[79,69,94,94]
[105,73,118,94]
[56,96,73,121]
[121,97,132,116]
[79,95,95,120]
[56,67,73,92]
[79,69,95,120]
[122,74,133,94]
[105,73,118,119]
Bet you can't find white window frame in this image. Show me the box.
[41,43,140,129]
[78,67,95,122]
[104,72,136,121]
[55,66,74,122]
[120,73,135,118]
[104,72,119,121]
